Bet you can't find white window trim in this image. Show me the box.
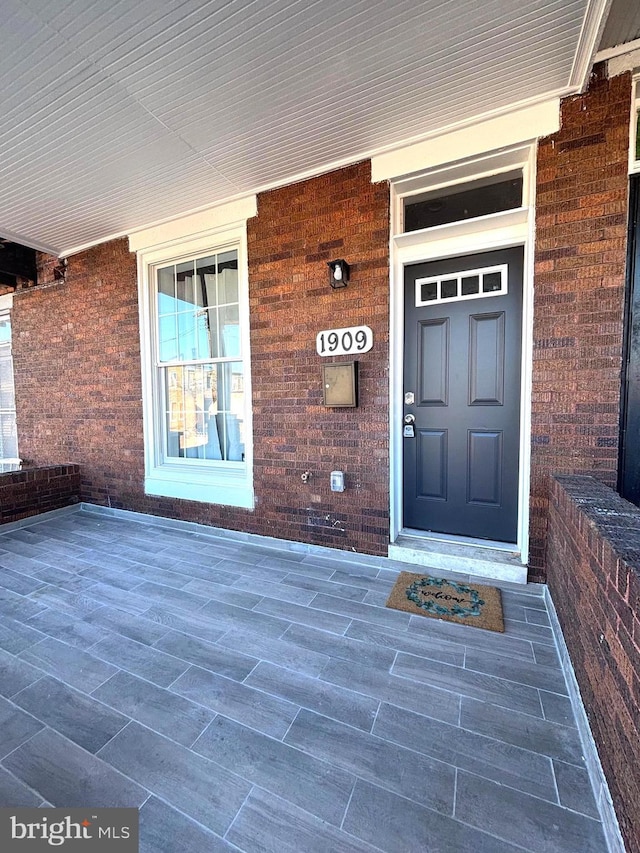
[131,198,256,509]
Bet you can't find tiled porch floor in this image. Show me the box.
[0,509,608,852]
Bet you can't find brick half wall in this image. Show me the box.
[0,464,80,524]
[546,475,640,852]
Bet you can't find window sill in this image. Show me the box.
[145,467,254,509]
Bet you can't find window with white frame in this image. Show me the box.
[155,249,245,465]
[132,201,255,509]
[0,297,19,472]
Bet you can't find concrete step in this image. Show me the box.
[388,533,527,584]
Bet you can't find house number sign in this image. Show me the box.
[316,325,373,357]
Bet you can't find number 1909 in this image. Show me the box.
[316,325,373,357]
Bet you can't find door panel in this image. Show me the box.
[403,248,523,542]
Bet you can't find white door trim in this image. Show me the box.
[389,143,537,565]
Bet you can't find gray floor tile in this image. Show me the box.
[0,597,47,622]
[93,670,214,747]
[460,697,585,764]
[246,661,379,731]
[25,608,110,650]
[464,646,568,694]
[373,702,557,801]
[27,586,103,617]
[171,665,299,738]
[129,581,210,614]
[346,619,465,666]
[232,575,317,606]
[407,611,536,661]
[280,571,369,602]
[141,606,233,646]
[83,605,173,646]
[281,623,397,670]
[226,787,380,853]
[3,728,148,808]
[12,676,129,753]
[198,599,290,639]
[0,765,42,807]
[455,770,607,852]
[392,651,544,716]
[19,637,118,692]
[98,721,250,837]
[217,627,330,677]
[194,715,355,825]
[533,642,562,668]
[89,633,190,687]
[343,779,524,853]
[0,648,43,698]
[253,596,352,635]
[31,565,100,591]
[0,695,44,759]
[0,616,45,655]
[0,566,46,595]
[183,577,264,608]
[540,690,577,726]
[139,796,236,853]
[153,630,258,681]
[554,759,601,818]
[310,593,412,632]
[321,656,460,724]
[0,514,611,853]
[285,708,455,814]
[503,618,555,645]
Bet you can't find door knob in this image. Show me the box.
[404,413,416,425]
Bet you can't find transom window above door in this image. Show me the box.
[403,175,523,232]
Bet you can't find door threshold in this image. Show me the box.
[389,529,527,584]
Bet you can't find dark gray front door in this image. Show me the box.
[403,247,523,542]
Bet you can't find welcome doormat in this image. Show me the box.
[386,572,504,633]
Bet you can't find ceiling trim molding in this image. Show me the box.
[569,0,614,89]
[596,36,640,64]
[127,195,257,254]
[371,98,560,183]
[0,229,60,257]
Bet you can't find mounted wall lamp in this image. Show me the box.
[327,259,349,289]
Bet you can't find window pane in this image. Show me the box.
[483,271,502,293]
[177,312,198,360]
[196,308,218,359]
[461,275,480,296]
[162,363,245,462]
[196,256,217,307]
[217,252,238,303]
[220,305,240,357]
[404,177,523,232]
[420,282,437,302]
[176,261,196,307]
[441,279,457,299]
[158,315,178,362]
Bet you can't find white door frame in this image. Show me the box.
[388,143,538,564]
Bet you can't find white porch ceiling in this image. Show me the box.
[0,0,618,256]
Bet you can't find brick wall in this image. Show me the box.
[13,162,390,554]
[530,67,631,579]
[547,475,640,852]
[0,464,80,524]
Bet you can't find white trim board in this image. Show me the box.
[388,143,537,572]
[372,100,559,184]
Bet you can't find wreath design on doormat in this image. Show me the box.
[405,576,485,618]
